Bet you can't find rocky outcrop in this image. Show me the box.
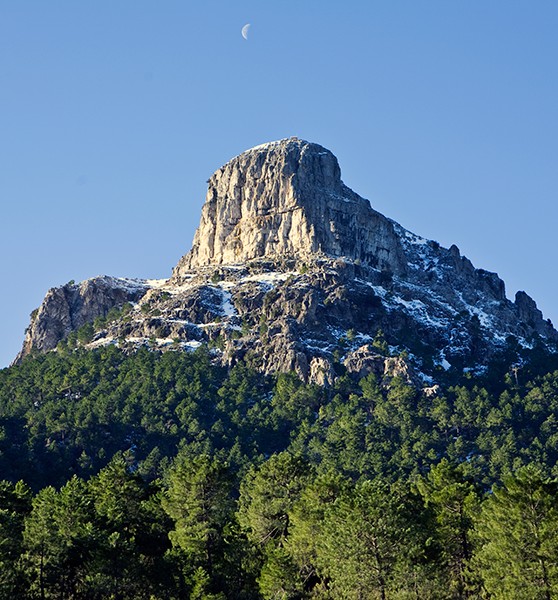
[344,344,419,386]
[15,276,149,363]
[515,290,548,330]
[15,138,558,385]
[173,138,407,277]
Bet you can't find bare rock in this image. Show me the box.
[309,356,335,386]
[15,277,148,363]
[344,344,387,379]
[173,138,407,276]
[344,345,418,387]
[423,385,441,398]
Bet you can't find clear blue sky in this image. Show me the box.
[1,1,558,367]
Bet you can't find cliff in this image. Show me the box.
[15,138,558,384]
[173,138,406,274]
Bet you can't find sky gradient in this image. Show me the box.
[1,1,558,367]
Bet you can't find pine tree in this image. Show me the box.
[416,459,481,598]
[22,477,94,599]
[237,452,311,549]
[88,456,173,598]
[0,480,32,596]
[473,466,558,599]
[316,478,435,600]
[285,472,350,596]
[162,451,234,595]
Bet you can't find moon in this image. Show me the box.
[241,23,251,40]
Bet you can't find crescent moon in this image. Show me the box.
[241,23,251,40]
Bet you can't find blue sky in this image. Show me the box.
[1,1,558,367]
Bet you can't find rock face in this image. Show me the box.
[173,138,406,276]
[15,277,149,362]
[15,138,558,384]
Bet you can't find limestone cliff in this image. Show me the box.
[173,138,406,276]
[15,138,558,384]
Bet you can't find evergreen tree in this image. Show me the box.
[285,472,350,597]
[237,452,311,549]
[416,459,481,598]
[22,476,95,599]
[0,480,32,596]
[316,478,437,600]
[237,452,312,598]
[88,456,173,599]
[473,466,558,599]
[162,451,234,596]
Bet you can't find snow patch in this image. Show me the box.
[146,278,169,289]
[220,289,236,317]
[88,337,115,349]
[241,271,295,286]
[211,284,237,317]
[183,340,202,350]
[246,139,291,153]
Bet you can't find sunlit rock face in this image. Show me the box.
[173,138,407,276]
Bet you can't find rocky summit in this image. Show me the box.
[16,138,558,383]
[173,138,405,274]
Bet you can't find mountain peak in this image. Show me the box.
[238,137,337,163]
[242,136,323,154]
[15,139,558,379]
[173,139,405,276]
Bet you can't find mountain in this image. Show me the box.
[15,137,557,383]
[7,138,558,600]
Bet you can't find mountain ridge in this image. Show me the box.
[15,138,558,382]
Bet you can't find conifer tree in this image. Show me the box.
[473,466,558,599]
[0,480,32,596]
[22,477,94,599]
[162,451,234,595]
[316,478,435,600]
[416,459,480,598]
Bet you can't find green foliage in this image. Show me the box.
[0,480,32,595]
[257,546,303,600]
[473,466,558,599]
[285,472,350,596]
[88,455,169,598]
[238,452,311,549]
[77,322,94,344]
[2,343,558,596]
[372,328,389,354]
[163,451,233,566]
[22,477,95,599]
[416,459,481,597]
[316,478,438,599]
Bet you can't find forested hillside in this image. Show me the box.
[2,344,558,598]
